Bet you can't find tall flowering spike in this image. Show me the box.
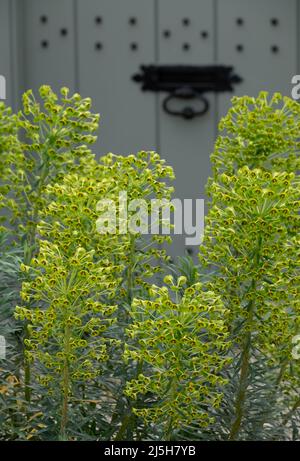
[203,92,300,440]
[200,167,300,361]
[124,281,230,438]
[0,102,23,216]
[15,151,175,437]
[39,151,175,293]
[0,86,100,406]
[1,85,99,237]
[15,241,119,384]
[15,240,120,436]
[211,92,300,178]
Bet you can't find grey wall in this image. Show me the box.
[0,0,298,256]
[0,0,21,106]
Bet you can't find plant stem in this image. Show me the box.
[23,159,50,403]
[276,359,288,386]
[60,324,71,440]
[163,378,177,441]
[228,238,262,440]
[164,417,174,441]
[114,359,144,441]
[228,307,253,440]
[114,413,133,441]
[282,397,300,427]
[24,337,31,402]
[110,237,137,440]
[127,235,135,304]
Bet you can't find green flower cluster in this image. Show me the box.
[211,91,300,176]
[124,278,230,436]
[2,86,299,440]
[38,151,174,295]
[201,92,300,439]
[0,103,22,212]
[14,139,175,436]
[0,85,101,410]
[200,166,300,359]
[15,243,119,385]
[1,86,99,238]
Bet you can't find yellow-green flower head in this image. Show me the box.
[124,284,230,430]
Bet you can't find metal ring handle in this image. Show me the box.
[162,89,209,120]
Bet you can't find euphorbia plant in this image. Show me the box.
[0,85,99,403]
[1,87,300,441]
[211,91,300,175]
[15,150,175,439]
[1,85,99,244]
[200,92,300,440]
[124,277,230,440]
[15,243,119,439]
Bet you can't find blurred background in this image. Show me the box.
[0,0,298,255]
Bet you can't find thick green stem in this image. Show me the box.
[282,397,300,427]
[60,325,71,440]
[114,413,133,441]
[115,236,147,440]
[163,378,177,441]
[23,326,31,402]
[114,359,144,441]
[23,160,50,403]
[164,417,174,442]
[276,359,288,387]
[127,235,135,304]
[113,236,137,439]
[229,238,262,440]
[228,309,253,440]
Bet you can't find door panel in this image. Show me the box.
[217,0,297,117]
[24,0,76,94]
[77,0,157,155]
[157,0,216,256]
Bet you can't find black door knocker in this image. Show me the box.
[133,65,242,120]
